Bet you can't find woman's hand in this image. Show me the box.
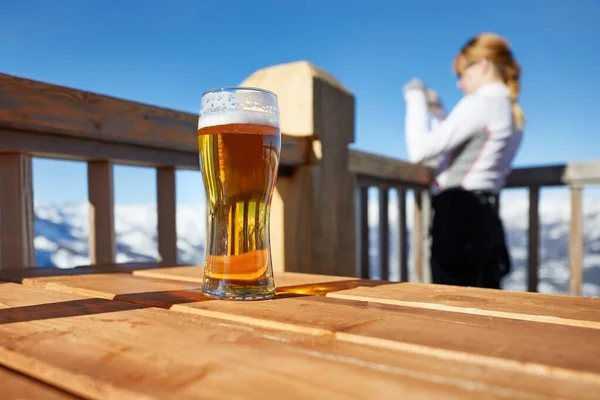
[403,78,427,95]
[426,88,444,112]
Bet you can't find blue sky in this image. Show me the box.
[2,0,599,204]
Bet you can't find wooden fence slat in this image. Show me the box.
[0,153,34,269]
[398,188,408,282]
[157,166,177,265]
[359,187,369,279]
[528,186,539,292]
[570,185,584,296]
[379,188,389,280]
[87,161,115,265]
[412,190,423,282]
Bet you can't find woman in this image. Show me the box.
[403,33,524,289]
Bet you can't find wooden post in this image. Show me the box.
[242,61,357,276]
[0,153,35,269]
[398,188,408,282]
[528,186,540,292]
[412,190,423,282]
[570,185,583,296]
[88,161,115,265]
[359,187,370,279]
[421,190,432,284]
[379,188,389,280]
[157,166,177,265]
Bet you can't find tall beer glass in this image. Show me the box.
[197,87,280,300]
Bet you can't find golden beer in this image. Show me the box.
[197,88,280,300]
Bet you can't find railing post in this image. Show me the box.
[0,153,35,269]
[412,190,423,282]
[570,185,583,296]
[379,188,389,280]
[157,166,177,265]
[88,160,115,265]
[397,188,409,282]
[359,187,370,279]
[242,61,357,276]
[528,186,540,292]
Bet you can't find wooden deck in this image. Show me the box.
[1,266,599,399]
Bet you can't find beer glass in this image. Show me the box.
[197,87,280,300]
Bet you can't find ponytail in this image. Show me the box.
[506,76,525,130]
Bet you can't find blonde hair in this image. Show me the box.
[454,33,525,130]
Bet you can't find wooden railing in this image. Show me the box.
[504,162,600,295]
[1,63,598,297]
[349,150,431,282]
[0,72,311,269]
[351,153,600,295]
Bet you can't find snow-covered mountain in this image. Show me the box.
[34,202,206,268]
[33,190,600,297]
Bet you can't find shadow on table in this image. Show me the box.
[0,297,147,325]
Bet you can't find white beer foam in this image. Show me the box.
[198,89,279,129]
[198,110,278,130]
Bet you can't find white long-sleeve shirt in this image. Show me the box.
[405,81,523,194]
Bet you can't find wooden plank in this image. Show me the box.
[19,272,600,388]
[327,283,600,329]
[349,150,432,187]
[359,187,370,279]
[379,188,389,280]
[8,268,375,305]
[564,161,600,185]
[0,366,79,399]
[133,266,362,288]
[0,73,197,152]
[0,128,308,170]
[505,161,600,188]
[528,186,539,292]
[398,188,409,282]
[505,165,565,188]
[0,283,533,400]
[15,273,204,308]
[0,153,35,269]
[87,161,115,264]
[412,190,423,282]
[171,295,600,381]
[570,185,584,296]
[157,166,177,265]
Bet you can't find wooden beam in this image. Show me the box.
[157,167,177,265]
[0,128,309,170]
[570,185,584,296]
[349,150,432,187]
[398,188,408,282]
[506,160,600,188]
[87,161,115,264]
[412,190,423,282]
[379,188,389,280]
[528,186,540,292]
[0,153,34,269]
[312,78,357,276]
[359,187,370,279]
[0,73,197,151]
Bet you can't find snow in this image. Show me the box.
[32,189,600,297]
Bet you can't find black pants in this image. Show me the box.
[430,188,511,289]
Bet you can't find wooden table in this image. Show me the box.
[0,265,599,399]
